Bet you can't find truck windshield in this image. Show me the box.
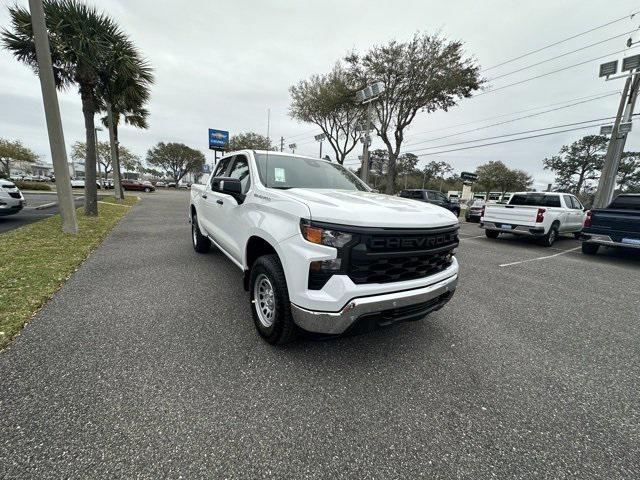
[509,193,561,207]
[254,153,369,191]
[608,195,640,210]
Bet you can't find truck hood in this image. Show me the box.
[277,188,458,228]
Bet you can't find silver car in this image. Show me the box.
[0,178,25,216]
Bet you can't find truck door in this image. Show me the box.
[201,156,232,239]
[213,154,252,262]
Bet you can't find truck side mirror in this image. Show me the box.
[211,176,241,195]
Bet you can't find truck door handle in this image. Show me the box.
[216,199,224,205]
[201,193,207,199]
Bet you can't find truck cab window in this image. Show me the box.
[228,155,251,194]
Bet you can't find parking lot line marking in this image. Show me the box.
[499,246,581,267]
[460,234,486,239]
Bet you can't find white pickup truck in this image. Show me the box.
[481,192,586,247]
[190,150,460,344]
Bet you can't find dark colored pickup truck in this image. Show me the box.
[399,189,461,217]
[581,194,640,255]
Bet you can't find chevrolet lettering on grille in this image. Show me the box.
[369,233,456,250]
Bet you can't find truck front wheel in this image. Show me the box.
[250,254,296,345]
[191,212,211,253]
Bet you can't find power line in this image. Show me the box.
[488,30,637,81]
[411,119,636,158]
[482,10,640,72]
[478,46,640,96]
[403,90,620,138]
[407,115,619,154]
[403,92,619,148]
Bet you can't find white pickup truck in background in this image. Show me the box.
[481,192,586,247]
[190,150,460,344]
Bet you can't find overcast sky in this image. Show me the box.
[1,0,639,189]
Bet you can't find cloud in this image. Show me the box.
[1,0,638,185]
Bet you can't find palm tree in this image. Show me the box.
[98,38,153,200]
[2,0,130,216]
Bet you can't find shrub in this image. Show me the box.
[14,181,52,191]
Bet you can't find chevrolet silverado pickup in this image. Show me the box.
[0,178,25,216]
[581,193,640,255]
[481,192,586,247]
[189,150,460,344]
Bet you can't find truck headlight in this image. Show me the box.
[300,220,352,248]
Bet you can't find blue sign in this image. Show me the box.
[202,164,212,174]
[208,128,229,151]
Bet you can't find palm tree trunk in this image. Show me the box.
[107,103,124,201]
[81,86,98,216]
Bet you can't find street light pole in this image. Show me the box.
[28,0,77,233]
[314,133,326,159]
[356,82,384,184]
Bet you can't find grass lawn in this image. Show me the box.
[0,196,138,350]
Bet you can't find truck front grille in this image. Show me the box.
[307,224,458,290]
[347,227,458,284]
[349,250,453,284]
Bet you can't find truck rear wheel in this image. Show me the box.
[191,212,211,253]
[539,224,559,247]
[485,229,499,239]
[250,254,296,345]
[581,242,599,255]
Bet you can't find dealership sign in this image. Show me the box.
[208,129,229,151]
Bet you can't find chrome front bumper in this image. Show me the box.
[583,234,640,249]
[291,274,458,335]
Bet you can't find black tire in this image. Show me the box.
[249,254,296,345]
[573,232,582,239]
[191,212,210,253]
[485,229,500,239]
[581,242,599,255]
[539,224,559,247]
[144,187,151,193]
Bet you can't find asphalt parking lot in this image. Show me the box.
[0,192,84,234]
[0,190,638,479]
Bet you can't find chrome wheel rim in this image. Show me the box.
[254,274,275,328]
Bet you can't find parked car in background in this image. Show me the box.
[70,178,102,189]
[155,181,166,187]
[167,182,176,188]
[465,198,486,223]
[581,194,640,255]
[0,178,25,216]
[399,189,461,217]
[121,179,155,192]
[482,192,586,247]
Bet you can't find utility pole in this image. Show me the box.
[280,136,284,152]
[28,0,77,233]
[594,73,638,208]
